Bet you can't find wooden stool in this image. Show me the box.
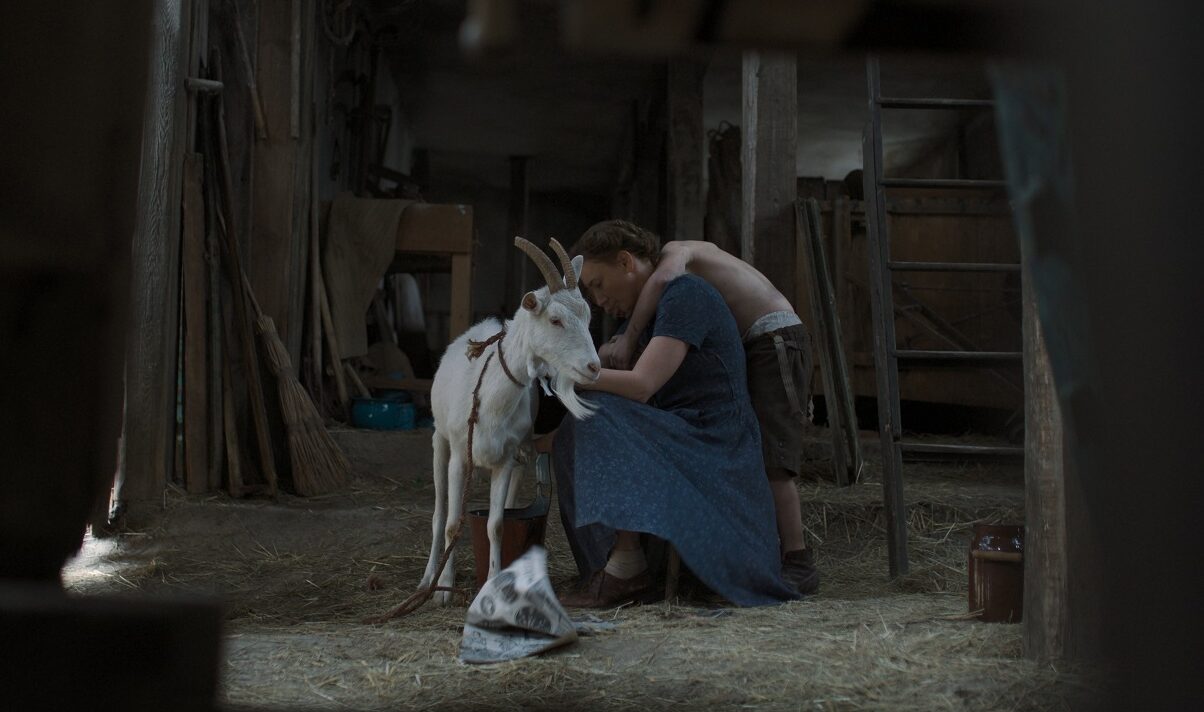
[665,545,681,600]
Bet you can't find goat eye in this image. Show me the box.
[550,318,563,327]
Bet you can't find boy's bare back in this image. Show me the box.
[667,241,794,335]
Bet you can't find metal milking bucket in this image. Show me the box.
[468,453,551,589]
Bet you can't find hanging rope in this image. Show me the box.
[467,329,522,387]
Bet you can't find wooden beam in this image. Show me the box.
[666,59,705,242]
[121,0,188,502]
[1022,259,1068,662]
[740,51,797,298]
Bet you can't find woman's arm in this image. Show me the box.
[583,335,689,403]
[606,246,691,369]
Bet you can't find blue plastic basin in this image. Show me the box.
[351,397,416,430]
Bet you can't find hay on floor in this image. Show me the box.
[65,429,1093,711]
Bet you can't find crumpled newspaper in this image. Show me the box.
[459,546,578,664]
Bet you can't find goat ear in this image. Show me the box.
[570,255,584,283]
[521,290,544,313]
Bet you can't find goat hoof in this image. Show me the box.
[433,590,453,607]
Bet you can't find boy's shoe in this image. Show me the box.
[782,548,820,596]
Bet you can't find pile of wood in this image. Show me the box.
[174,2,350,499]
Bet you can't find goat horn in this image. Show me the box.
[514,236,562,292]
[548,238,577,290]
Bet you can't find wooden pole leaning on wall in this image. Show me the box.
[210,51,279,497]
[797,202,848,485]
[200,58,226,492]
[181,153,210,494]
[316,255,351,416]
[308,110,325,401]
[798,199,863,485]
[227,0,267,140]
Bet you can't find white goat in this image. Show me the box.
[420,237,600,604]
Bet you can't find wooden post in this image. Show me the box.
[120,0,188,502]
[1022,259,1068,662]
[740,51,797,298]
[666,59,705,242]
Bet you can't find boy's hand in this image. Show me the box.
[609,332,637,370]
[598,335,619,368]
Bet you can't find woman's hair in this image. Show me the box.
[572,220,661,265]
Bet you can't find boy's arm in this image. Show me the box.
[608,246,691,369]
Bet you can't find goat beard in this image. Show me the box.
[550,369,598,420]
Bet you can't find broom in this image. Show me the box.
[238,269,351,496]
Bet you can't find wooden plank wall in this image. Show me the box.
[799,190,1022,411]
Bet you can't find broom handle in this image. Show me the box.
[318,269,351,411]
[345,362,371,399]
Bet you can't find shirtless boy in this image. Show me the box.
[581,220,819,595]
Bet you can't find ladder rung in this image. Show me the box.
[894,349,1022,363]
[880,178,1007,190]
[899,442,1023,457]
[877,97,995,109]
[888,261,1021,273]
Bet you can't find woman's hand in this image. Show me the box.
[585,336,689,403]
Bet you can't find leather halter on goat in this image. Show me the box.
[466,329,523,387]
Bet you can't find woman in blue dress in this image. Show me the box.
[538,220,797,608]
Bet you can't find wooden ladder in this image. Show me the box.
[861,55,1024,577]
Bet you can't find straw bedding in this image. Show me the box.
[65,428,1095,711]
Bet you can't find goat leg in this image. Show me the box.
[488,463,516,580]
[435,450,467,606]
[419,432,451,591]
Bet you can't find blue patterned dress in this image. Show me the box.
[552,275,797,606]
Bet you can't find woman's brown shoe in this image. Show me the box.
[559,569,653,608]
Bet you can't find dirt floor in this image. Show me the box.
[64,427,1094,711]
